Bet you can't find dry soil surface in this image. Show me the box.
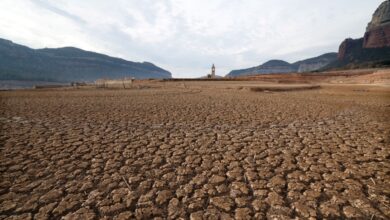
[0,82,389,219]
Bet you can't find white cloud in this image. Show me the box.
[0,0,383,77]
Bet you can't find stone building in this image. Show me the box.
[211,64,216,78]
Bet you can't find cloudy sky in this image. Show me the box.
[0,0,383,77]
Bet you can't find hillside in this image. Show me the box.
[227,53,337,77]
[0,38,171,82]
[294,53,338,72]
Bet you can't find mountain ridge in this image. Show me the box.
[0,38,172,82]
[227,53,337,77]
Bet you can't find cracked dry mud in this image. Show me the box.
[0,83,389,219]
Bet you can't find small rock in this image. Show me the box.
[319,202,341,218]
[113,211,133,220]
[209,175,226,184]
[343,206,363,218]
[135,207,163,219]
[168,198,183,218]
[5,213,32,220]
[155,190,172,205]
[252,199,268,212]
[0,201,17,212]
[235,208,252,220]
[265,192,284,206]
[62,208,96,220]
[190,211,204,220]
[210,196,234,212]
[267,175,286,190]
[40,189,63,203]
[231,182,249,195]
[293,202,316,218]
[235,197,248,207]
[34,202,57,219]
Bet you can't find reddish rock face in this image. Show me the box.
[338,40,349,60]
[337,1,390,62]
[363,24,390,48]
[337,38,363,61]
[363,1,390,48]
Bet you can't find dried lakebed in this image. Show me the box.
[0,84,389,219]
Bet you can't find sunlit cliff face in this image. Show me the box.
[367,0,390,30]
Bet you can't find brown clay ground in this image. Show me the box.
[0,82,390,219]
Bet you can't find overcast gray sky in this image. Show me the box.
[0,0,383,77]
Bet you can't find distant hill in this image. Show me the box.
[227,60,295,77]
[227,53,337,77]
[295,53,338,72]
[0,38,171,82]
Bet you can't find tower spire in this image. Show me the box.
[211,64,215,78]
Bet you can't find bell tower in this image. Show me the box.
[211,64,216,78]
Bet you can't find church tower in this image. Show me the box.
[211,64,216,78]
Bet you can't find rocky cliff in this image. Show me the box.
[363,0,390,48]
[0,38,172,82]
[338,38,364,61]
[335,1,390,67]
[366,0,390,31]
[333,37,390,69]
[363,24,390,48]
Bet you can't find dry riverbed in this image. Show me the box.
[0,82,389,219]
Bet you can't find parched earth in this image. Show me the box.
[0,83,389,219]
